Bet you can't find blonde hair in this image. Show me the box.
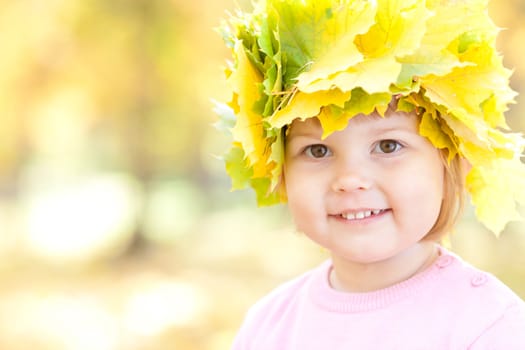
[424,152,467,241]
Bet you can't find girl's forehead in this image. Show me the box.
[287,111,418,137]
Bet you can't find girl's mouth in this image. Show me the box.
[339,209,388,221]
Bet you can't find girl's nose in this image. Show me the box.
[330,162,373,193]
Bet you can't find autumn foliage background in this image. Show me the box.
[0,0,524,349]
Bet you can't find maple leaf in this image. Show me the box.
[467,158,525,235]
[317,88,391,138]
[269,88,352,128]
[289,0,376,90]
[422,42,516,131]
[418,112,456,156]
[298,0,432,94]
[224,145,252,190]
[354,0,430,58]
[396,0,492,89]
[303,56,402,94]
[228,40,269,177]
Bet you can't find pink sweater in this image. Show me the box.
[232,247,525,349]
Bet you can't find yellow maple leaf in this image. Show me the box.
[269,88,351,128]
[299,0,431,94]
[396,0,492,89]
[303,55,402,94]
[481,94,510,129]
[228,40,269,177]
[355,0,431,58]
[467,158,525,235]
[268,129,284,191]
[318,89,391,138]
[424,0,493,51]
[418,112,456,156]
[422,42,516,127]
[295,0,376,90]
[439,109,520,164]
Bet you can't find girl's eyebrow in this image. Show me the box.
[286,131,321,140]
[286,125,323,139]
[288,125,416,139]
[367,118,418,134]
[372,126,416,134]
[286,115,418,139]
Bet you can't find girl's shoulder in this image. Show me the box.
[438,247,523,305]
[435,247,525,343]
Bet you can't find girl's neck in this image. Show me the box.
[329,242,439,293]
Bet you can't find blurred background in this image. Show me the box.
[0,0,524,349]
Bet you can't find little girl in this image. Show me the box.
[216,0,525,348]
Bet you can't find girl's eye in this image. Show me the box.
[375,139,402,154]
[305,144,331,158]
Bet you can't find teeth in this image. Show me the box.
[342,209,383,220]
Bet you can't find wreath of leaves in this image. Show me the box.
[216,0,525,235]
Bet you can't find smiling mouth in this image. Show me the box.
[339,209,388,221]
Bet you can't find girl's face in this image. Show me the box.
[284,111,444,265]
